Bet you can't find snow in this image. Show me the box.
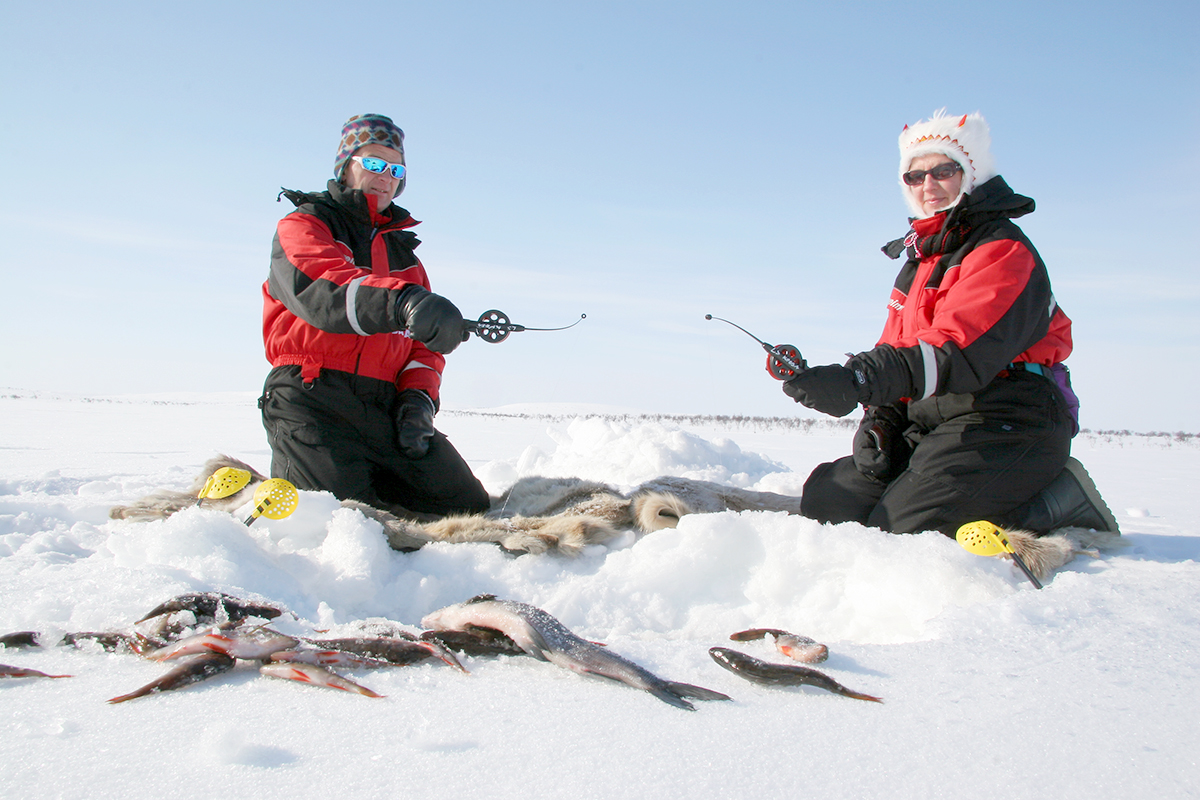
[2,390,1198,800]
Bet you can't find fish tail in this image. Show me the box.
[779,667,883,703]
[647,685,697,711]
[107,687,154,704]
[418,640,470,673]
[662,680,731,704]
[831,684,884,703]
[810,673,883,703]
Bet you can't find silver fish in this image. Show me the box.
[729,627,830,663]
[2,630,136,652]
[709,647,882,703]
[300,636,466,672]
[1,663,71,679]
[107,652,236,703]
[134,593,288,646]
[144,626,298,662]
[259,662,384,697]
[269,649,394,670]
[136,592,285,625]
[422,594,729,711]
[419,627,526,658]
[0,631,42,649]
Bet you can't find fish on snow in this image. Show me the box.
[729,627,830,664]
[709,647,881,703]
[422,594,729,711]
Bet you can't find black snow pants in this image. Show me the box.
[259,365,491,518]
[800,368,1074,536]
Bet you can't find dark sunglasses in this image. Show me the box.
[902,162,962,186]
[351,156,407,179]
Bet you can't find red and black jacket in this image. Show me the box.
[848,176,1072,410]
[262,181,444,401]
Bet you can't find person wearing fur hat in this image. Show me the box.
[783,110,1118,538]
[259,114,489,522]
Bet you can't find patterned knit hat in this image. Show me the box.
[898,110,995,218]
[334,114,406,195]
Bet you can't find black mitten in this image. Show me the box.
[782,364,863,418]
[395,285,469,354]
[852,404,909,482]
[395,389,436,459]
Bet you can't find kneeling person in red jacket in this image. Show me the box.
[784,111,1117,538]
[259,113,489,521]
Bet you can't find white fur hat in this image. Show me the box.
[898,110,995,217]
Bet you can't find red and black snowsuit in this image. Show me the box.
[258,181,488,518]
[801,176,1078,535]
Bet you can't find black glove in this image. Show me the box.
[395,389,436,459]
[395,285,469,354]
[782,364,863,418]
[852,404,909,482]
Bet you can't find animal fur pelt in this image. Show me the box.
[109,455,1124,578]
[108,456,268,521]
[108,455,805,557]
[1004,527,1128,582]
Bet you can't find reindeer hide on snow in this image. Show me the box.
[108,455,805,556]
[108,455,1123,576]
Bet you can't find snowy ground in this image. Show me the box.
[1,390,1198,800]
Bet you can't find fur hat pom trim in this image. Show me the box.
[898,109,995,218]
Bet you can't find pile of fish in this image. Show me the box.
[2,591,882,709]
[1,592,465,701]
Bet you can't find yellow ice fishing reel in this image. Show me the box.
[956,520,1043,589]
[243,478,299,526]
[196,467,253,505]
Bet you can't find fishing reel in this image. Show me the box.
[464,309,586,344]
[705,314,807,380]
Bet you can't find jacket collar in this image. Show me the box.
[276,181,420,232]
[881,175,1034,260]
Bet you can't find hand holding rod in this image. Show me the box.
[705,314,807,380]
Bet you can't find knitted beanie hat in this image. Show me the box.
[334,114,406,195]
[898,110,995,218]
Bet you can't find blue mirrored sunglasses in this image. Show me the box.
[351,156,407,179]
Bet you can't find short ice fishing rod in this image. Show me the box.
[705,314,807,380]
[464,309,587,344]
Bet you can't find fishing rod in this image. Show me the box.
[465,309,587,344]
[705,314,807,380]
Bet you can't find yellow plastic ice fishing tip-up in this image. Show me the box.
[243,478,299,525]
[956,520,1043,589]
[196,467,253,503]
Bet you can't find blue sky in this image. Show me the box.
[2,1,1197,431]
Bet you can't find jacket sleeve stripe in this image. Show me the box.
[918,340,938,399]
[345,276,369,336]
[402,362,436,374]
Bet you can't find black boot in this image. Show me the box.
[1004,457,1119,535]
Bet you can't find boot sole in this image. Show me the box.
[1064,457,1120,534]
